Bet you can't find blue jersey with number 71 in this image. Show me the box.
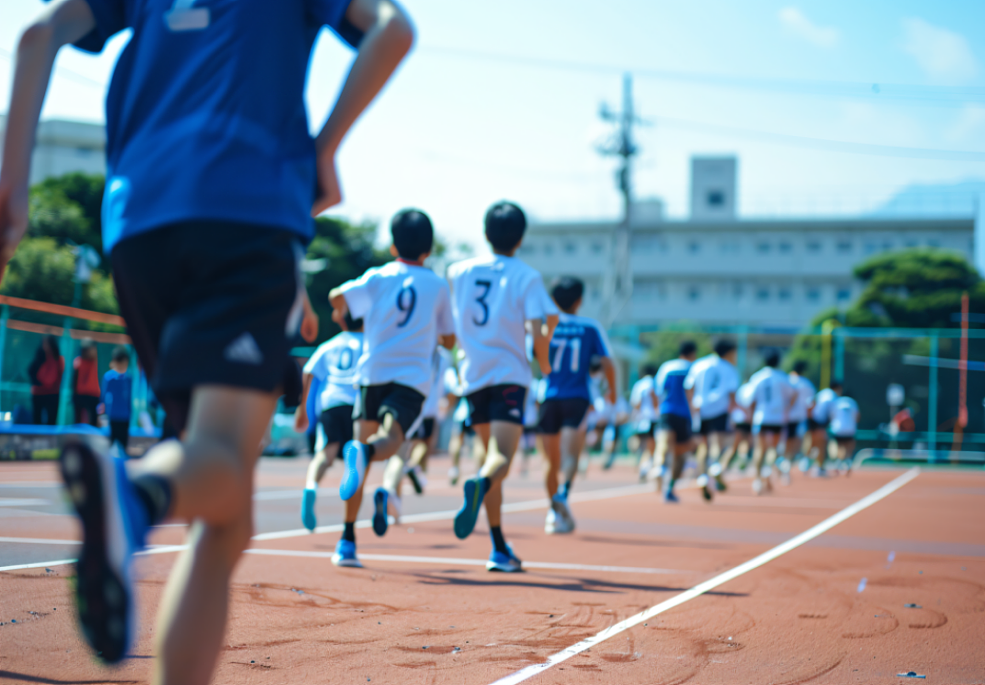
[543,313,612,401]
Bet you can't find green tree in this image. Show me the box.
[641,328,713,371]
[29,172,105,256]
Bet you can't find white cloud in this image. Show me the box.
[902,18,978,84]
[778,7,840,48]
[947,104,985,143]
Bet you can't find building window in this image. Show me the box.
[688,286,701,301]
[806,241,821,253]
[720,240,740,254]
[928,239,940,248]
[906,240,918,248]
[591,241,604,254]
[806,287,821,303]
[779,287,792,301]
[563,242,577,255]
[882,242,893,252]
[732,284,744,300]
[688,241,701,254]
[864,242,878,255]
[517,245,535,256]
[837,287,852,302]
[542,243,554,256]
[779,242,792,254]
[757,242,770,254]
[756,287,770,302]
[837,240,852,254]
[707,190,725,207]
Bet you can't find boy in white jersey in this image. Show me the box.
[784,361,817,478]
[294,313,364,531]
[328,209,455,566]
[721,381,754,472]
[747,350,796,495]
[684,339,740,500]
[828,390,860,474]
[629,364,659,478]
[808,381,841,476]
[447,202,559,572]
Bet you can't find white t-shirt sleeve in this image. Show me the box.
[339,269,376,320]
[683,364,698,391]
[302,343,330,380]
[435,282,455,336]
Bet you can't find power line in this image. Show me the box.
[418,46,985,106]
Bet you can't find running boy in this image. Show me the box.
[747,351,795,495]
[294,312,364,532]
[784,361,816,478]
[652,341,698,502]
[100,346,132,451]
[828,390,860,474]
[448,202,558,572]
[329,209,455,566]
[629,364,659,477]
[0,1,415,681]
[684,339,739,500]
[808,381,841,476]
[537,277,616,534]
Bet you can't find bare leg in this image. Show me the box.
[305,442,340,489]
[559,426,586,492]
[540,432,561,498]
[476,421,522,524]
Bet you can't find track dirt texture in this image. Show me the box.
[2,457,984,684]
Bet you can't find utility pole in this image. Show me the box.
[597,73,644,328]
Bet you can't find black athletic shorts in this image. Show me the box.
[353,383,425,436]
[537,398,591,435]
[758,424,784,436]
[699,412,730,435]
[466,384,526,426]
[635,420,656,437]
[659,413,692,443]
[320,404,354,446]
[807,418,828,431]
[410,417,436,441]
[734,422,752,434]
[834,434,856,446]
[786,421,802,438]
[112,221,303,434]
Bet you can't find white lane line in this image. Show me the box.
[1,483,651,571]
[0,536,80,545]
[243,548,690,575]
[0,498,50,507]
[488,467,921,685]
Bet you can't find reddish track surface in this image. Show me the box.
[2,456,984,684]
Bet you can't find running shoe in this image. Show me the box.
[551,494,575,534]
[602,451,617,470]
[648,464,667,493]
[797,456,812,473]
[454,476,489,540]
[301,488,317,532]
[387,489,402,525]
[697,474,713,502]
[663,486,679,504]
[60,441,148,663]
[544,507,558,534]
[405,464,427,495]
[339,441,368,501]
[638,459,653,483]
[752,478,764,496]
[448,465,460,486]
[714,473,728,492]
[372,487,389,537]
[814,466,829,478]
[331,538,362,568]
[487,544,523,573]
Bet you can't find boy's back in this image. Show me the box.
[447,254,555,394]
[305,331,363,409]
[342,261,452,396]
[686,355,739,419]
[749,367,793,425]
[656,359,692,418]
[543,313,611,401]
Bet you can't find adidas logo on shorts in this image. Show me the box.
[224,332,264,365]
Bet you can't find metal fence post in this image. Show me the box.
[834,329,845,383]
[928,335,938,457]
[737,325,748,378]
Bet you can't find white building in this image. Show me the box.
[522,157,976,330]
[0,116,106,185]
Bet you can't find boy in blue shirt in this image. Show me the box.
[651,341,698,503]
[0,0,415,679]
[537,277,615,534]
[100,346,132,452]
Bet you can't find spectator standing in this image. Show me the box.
[72,339,101,426]
[101,346,132,451]
[28,335,63,425]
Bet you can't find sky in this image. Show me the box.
[1,0,984,254]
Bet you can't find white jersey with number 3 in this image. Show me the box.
[447,255,558,393]
[340,261,454,396]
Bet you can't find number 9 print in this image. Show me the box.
[397,285,417,327]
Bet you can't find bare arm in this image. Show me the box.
[300,290,319,343]
[0,0,96,282]
[527,318,553,376]
[293,373,314,433]
[311,0,415,215]
[439,334,456,350]
[329,288,349,329]
[600,356,618,404]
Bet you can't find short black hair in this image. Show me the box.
[642,363,658,377]
[830,380,843,391]
[112,346,129,363]
[714,339,736,357]
[484,201,526,252]
[792,360,808,374]
[391,208,433,260]
[589,358,603,374]
[551,276,584,313]
[345,311,364,332]
[679,340,697,358]
[765,350,781,368]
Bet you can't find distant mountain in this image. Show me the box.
[871,180,984,218]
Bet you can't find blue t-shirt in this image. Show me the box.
[543,313,612,402]
[72,0,361,253]
[101,369,132,421]
[656,358,692,418]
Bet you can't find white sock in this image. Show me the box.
[305,478,317,490]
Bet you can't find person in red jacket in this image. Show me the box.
[72,339,100,426]
[29,335,63,425]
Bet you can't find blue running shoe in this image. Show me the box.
[60,440,148,663]
[487,544,523,573]
[339,441,368,501]
[331,538,363,568]
[454,476,489,540]
[301,488,317,532]
[663,486,680,504]
[372,487,389,537]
